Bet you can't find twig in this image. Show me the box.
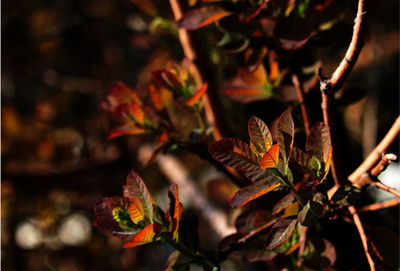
[292,73,310,136]
[320,0,366,186]
[358,198,400,212]
[370,181,400,198]
[348,206,376,271]
[168,0,228,141]
[349,117,400,183]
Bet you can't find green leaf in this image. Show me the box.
[177,6,232,30]
[217,32,250,53]
[248,116,273,155]
[230,177,281,208]
[265,218,297,250]
[277,110,294,167]
[124,171,155,223]
[308,156,321,175]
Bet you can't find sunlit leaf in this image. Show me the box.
[108,123,147,139]
[209,138,261,174]
[260,144,280,169]
[122,223,161,248]
[248,116,273,155]
[277,110,294,166]
[265,218,297,250]
[128,198,145,224]
[124,171,155,223]
[93,197,139,242]
[230,177,280,208]
[167,183,183,240]
[185,82,208,106]
[223,65,274,103]
[178,6,232,30]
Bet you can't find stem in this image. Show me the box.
[358,198,400,212]
[166,239,219,270]
[371,181,400,198]
[347,206,376,271]
[292,73,310,136]
[320,0,366,186]
[272,168,304,207]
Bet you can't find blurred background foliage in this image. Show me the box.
[1,0,399,270]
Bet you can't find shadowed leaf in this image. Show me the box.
[272,193,295,215]
[260,144,280,169]
[302,238,336,269]
[297,200,324,227]
[265,218,297,250]
[330,184,361,206]
[248,116,273,154]
[122,223,161,248]
[163,250,181,271]
[167,183,183,240]
[124,171,155,223]
[277,110,294,166]
[178,6,232,30]
[306,122,332,171]
[209,138,261,174]
[229,177,280,208]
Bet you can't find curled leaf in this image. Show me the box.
[167,183,183,240]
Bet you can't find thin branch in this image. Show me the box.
[348,206,376,271]
[292,73,310,136]
[370,153,397,176]
[320,0,366,186]
[349,117,400,183]
[168,0,228,141]
[371,181,400,198]
[358,198,400,212]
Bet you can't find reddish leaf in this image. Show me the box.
[167,183,183,240]
[229,177,280,208]
[260,144,280,169]
[248,116,273,155]
[274,17,315,50]
[265,218,297,250]
[108,123,147,139]
[122,223,161,248]
[235,210,272,234]
[129,198,145,224]
[277,110,294,166]
[152,70,183,93]
[93,197,139,242]
[124,171,155,223]
[178,6,232,30]
[185,82,208,106]
[148,84,165,111]
[209,138,261,174]
[272,193,295,215]
[306,122,332,171]
[223,65,274,103]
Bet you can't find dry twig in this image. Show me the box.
[292,73,310,136]
[358,198,400,212]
